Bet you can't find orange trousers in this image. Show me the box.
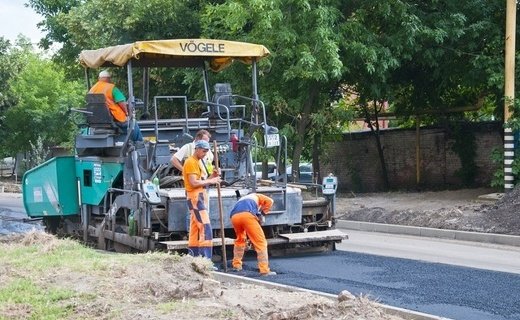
[231,212,270,274]
[186,190,212,258]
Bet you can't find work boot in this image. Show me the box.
[232,267,243,272]
[260,271,277,276]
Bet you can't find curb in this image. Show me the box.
[336,220,520,247]
[213,272,450,320]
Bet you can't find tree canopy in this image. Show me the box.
[0,40,84,161]
[4,0,514,184]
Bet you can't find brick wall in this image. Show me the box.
[320,122,503,192]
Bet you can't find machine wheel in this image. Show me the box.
[43,216,61,234]
[159,175,184,188]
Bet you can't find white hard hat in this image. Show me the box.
[99,70,111,78]
[194,140,211,150]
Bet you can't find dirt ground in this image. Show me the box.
[0,232,405,320]
[336,187,520,236]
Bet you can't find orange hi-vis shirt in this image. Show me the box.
[183,155,204,192]
[89,81,127,122]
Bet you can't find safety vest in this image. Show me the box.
[89,81,127,122]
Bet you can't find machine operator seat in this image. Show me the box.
[85,93,119,134]
[209,83,237,119]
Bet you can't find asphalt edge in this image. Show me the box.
[337,220,520,247]
[213,271,450,320]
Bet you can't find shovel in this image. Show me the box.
[213,140,228,272]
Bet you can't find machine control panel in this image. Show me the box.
[322,175,338,195]
[143,181,161,204]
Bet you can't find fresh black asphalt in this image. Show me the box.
[230,251,520,320]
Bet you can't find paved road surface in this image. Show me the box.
[235,230,520,320]
[0,192,24,212]
[253,249,520,320]
[0,192,42,234]
[337,229,520,274]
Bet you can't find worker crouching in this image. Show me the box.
[229,193,276,276]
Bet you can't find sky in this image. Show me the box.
[0,0,45,44]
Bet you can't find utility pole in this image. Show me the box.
[504,0,516,192]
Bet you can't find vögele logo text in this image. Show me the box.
[179,41,225,53]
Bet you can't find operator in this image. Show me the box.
[89,70,143,141]
[183,139,221,259]
[171,129,214,177]
[229,193,276,276]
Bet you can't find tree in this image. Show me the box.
[27,0,514,188]
[202,0,346,181]
[29,0,350,181]
[29,0,202,66]
[337,0,508,189]
[3,50,84,166]
[0,37,34,157]
[389,0,506,121]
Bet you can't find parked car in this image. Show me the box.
[255,162,278,180]
[286,162,314,183]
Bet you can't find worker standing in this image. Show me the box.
[229,193,277,276]
[172,129,214,231]
[183,140,221,259]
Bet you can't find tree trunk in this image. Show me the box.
[312,135,321,184]
[312,133,320,184]
[261,160,269,180]
[364,101,389,190]
[292,85,319,182]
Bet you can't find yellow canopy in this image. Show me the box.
[79,39,270,71]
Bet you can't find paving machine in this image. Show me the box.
[22,39,347,254]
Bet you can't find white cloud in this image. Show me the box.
[0,0,44,44]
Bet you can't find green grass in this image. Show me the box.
[0,236,190,320]
[0,238,144,275]
[1,239,102,271]
[157,300,194,314]
[0,238,116,320]
[0,279,75,320]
